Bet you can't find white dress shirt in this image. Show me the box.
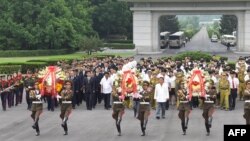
[169,76,176,88]
[100,77,113,94]
[154,83,169,102]
[228,76,239,89]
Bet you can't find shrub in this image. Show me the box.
[174,51,212,62]
[106,40,133,44]
[104,43,135,49]
[0,65,21,74]
[227,62,236,70]
[0,49,74,57]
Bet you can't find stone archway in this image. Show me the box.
[122,0,250,54]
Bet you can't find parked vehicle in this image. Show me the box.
[169,31,186,48]
[160,31,171,49]
[211,34,218,42]
[221,35,236,46]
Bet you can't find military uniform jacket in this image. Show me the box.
[244,89,250,109]
[177,88,191,111]
[219,79,230,91]
[29,89,43,111]
[60,89,73,112]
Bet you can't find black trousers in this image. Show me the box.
[192,96,199,108]
[85,93,93,110]
[46,96,55,111]
[103,93,111,109]
[18,87,24,104]
[7,91,14,108]
[72,91,80,107]
[230,89,237,109]
[97,90,102,104]
[26,90,31,110]
[92,92,97,108]
[1,92,8,110]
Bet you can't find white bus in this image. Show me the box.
[169,31,186,48]
[221,35,236,46]
[160,31,171,49]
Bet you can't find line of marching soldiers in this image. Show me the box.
[0,72,24,111]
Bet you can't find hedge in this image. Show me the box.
[0,55,117,74]
[0,65,21,74]
[227,62,236,70]
[0,49,74,57]
[174,51,212,62]
[104,43,135,49]
[106,40,133,44]
[0,62,48,73]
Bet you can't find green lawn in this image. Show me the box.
[0,52,135,64]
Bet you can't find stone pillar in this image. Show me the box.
[236,12,245,52]
[244,10,250,52]
[152,13,161,52]
[133,11,153,53]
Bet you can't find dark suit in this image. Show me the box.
[83,77,95,110]
[71,76,80,108]
[95,73,103,104]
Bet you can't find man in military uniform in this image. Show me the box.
[238,57,247,101]
[58,80,73,135]
[243,80,250,124]
[17,71,24,104]
[175,70,185,108]
[7,75,14,108]
[111,85,125,136]
[202,86,216,136]
[0,75,8,111]
[29,82,43,136]
[219,72,230,111]
[24,71,35,110]
[149,71,158,109]
[137,81,152,136]
[177,81,191,135]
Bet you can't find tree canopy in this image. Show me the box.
[0,0,93,50]
[220,15,237,35]
[92,0,132,39]
[159,15,179,33]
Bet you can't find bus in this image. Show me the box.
[160,31,171,49]
[169,31,186,48]
[221,35,236,46]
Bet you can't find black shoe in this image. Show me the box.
[141,131,145,136]
[32,124,36,129]
[61,123,65,128]
[156,117,160,120]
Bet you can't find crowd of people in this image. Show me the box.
[1,55,250,136]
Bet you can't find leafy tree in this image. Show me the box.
[92,0,132,39]
[159,15,179,33]
[220,15,237,35]
[0,0,94,50]
[79,36,103,55]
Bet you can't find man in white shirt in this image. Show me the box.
[100,72,113,110]
[168,71,176,106]
[154,77,169,119]
[228,71,239,110]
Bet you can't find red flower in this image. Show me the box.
[126,77,132,84]
[192,81,199,86]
